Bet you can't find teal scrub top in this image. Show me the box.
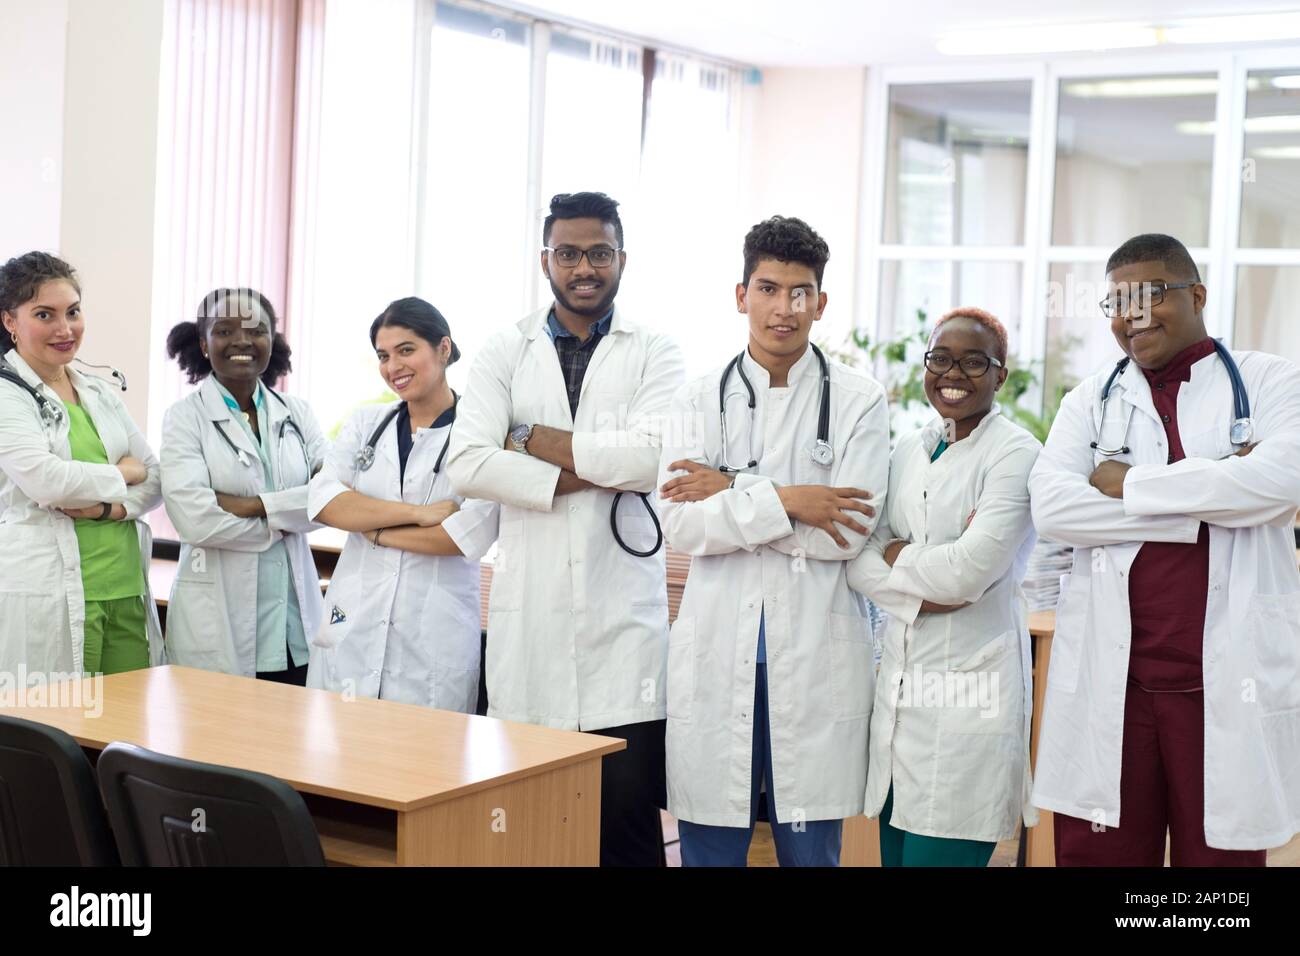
[214,379,309,672]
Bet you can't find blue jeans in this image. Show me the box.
[678,663,842,867]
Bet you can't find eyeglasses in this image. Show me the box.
[923,350,1003,378]
[1099,281,1197,319]
[543,245,621,269]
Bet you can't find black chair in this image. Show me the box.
[96,742,325,866]
[0,715,119,866]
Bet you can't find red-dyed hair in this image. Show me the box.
[931,307,1009,362]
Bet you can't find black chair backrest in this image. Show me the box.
[0,716,119,866]
[97,742,325,866]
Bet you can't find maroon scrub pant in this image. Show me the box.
[1054,681,1266,867]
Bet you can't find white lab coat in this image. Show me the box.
[656,348,891,827]
[445,305,685,731]
[307,401,499,712]
[0,351,164,675]
[160,378,329,676]
[848,409,1041,843]
[1030,346,1300,850]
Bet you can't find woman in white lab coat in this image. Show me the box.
[849,307,1041,866]
[307,297,498,711]
[0,251,164,677]
[160,288,328,684]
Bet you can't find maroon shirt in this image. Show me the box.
[1126,337,1217,692]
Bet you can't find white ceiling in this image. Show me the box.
[510,0,1300,67]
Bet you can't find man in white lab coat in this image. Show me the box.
[446,192,685,866]
[657,216,889,865]
[1031,233,1300,864]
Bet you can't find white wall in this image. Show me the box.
[743,66,868,349]
[0,0,68,260]
[58,0,164,427]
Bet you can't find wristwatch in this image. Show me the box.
[509,423,534,454]
[98,502,113,520]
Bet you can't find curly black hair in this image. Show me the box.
[742,215,830,288]
[166,287,293,386]
[1105,233,1201,283]
[0,251,81,355]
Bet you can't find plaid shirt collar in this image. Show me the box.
[544,307,613,343]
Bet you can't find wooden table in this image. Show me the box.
[1,666,624,866]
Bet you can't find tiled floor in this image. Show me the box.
[661,811,1300,867]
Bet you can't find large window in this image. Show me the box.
[863,50,1300,414]
[155,0,752,436]
[420,2,532,398]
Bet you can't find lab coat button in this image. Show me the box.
[747,602,754,609]
[569,505,577,514]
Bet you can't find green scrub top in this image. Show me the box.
[214,379,309,672]
[930,439,949,462]
[64,402,145,601]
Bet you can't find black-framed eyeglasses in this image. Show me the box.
[923,350,1003,378]
[543,245,621,269]
[1099,281,1197,319]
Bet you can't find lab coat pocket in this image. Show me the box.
[1046,571,1083,694]
[165,580,230,671]
[489,522,524,612]
[0,525,59,594]
[313,581,355,650]
[940,631,1017,735]
[616,512,659,557]
[666,617,695,722]
[1247,592,1300,714]
[829,612,874,721]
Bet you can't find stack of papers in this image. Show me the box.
[1022,540,1074,611]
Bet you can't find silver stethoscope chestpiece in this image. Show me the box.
[355,446,376,471]
[811,440,834,467]
[1230,418,1254,446]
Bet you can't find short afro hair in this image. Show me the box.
[931,306,1009,363]
[742,215,830,288]
[1105,233,1201,283]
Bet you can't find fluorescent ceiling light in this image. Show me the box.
[1251,146,1300,159]
[937,22,1158,56]
[1163,13,1300,44]
[1178,115,1300,135]
[940,13,1300,58]
[1063,78,1220,98]
[1272,74,1300,89]
[899,173,955,185]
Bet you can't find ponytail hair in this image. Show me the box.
[166,287,293,386]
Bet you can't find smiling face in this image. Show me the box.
[2,279,83,373]
[924,316,1007,435]
[374,323,449,404]
[1106,260,1207,371]
[541,217,625,320]
[201,293,272,390]
[736,258,827,367]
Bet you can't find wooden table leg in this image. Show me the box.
[1024,632,1056,867]
[396,757,602,865]
[840,814,881,866]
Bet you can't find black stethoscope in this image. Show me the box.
[718,342,833,473]
[213,388,310,474]
[354,394,457,476]
[0,357,128,429]
[1091,338,1252,456]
